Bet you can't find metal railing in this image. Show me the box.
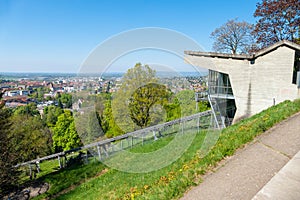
[16,110,212,168]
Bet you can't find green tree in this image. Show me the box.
[0,105,20,196]
[58,93,73,108]
[43,105,63,127]
[14,102,39,116]
[176,90,209,116]
[36,87,45,102]
[52,110,82,152]
[94,93,111,116]
[57,98,63,109]
[9,115,53,162]
[111,63,191,133]
[128,83,169,128]
[102,99,124,138]
[164,97,181,121]
[75,111,104,144]
[30,87,49,102]
[112,63,158,132]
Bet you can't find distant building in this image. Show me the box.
[48,82,65,93]
[3,95,32,108]
[5,90,19,97]
[80,84,87,91]
[185,40,300,124]
[19,90,29,96]
[63,86,75,93]
[5,101,27,108]
[5,90,29,97]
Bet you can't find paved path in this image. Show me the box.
[253,150,300,200]
[181,112,300,200]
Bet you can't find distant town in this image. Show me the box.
[0,71,208,114]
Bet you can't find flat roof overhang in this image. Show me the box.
[184,51,253,60]
[184,40,300,61]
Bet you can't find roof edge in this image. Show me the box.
[184,51,253,60]
[253,40,300,58]
[185,40,300,60]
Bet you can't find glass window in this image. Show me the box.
[208,70,233,96]
[292,51,300,84]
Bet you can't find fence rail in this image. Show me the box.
[16,110,212,168]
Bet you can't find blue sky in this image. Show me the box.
[0,0,259,73]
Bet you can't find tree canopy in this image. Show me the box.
[175,90,209,116]
[112,63,158,132]
[43,105,64,127]
[253,0,300,48]
[0,92,53,196]
[128,83,169,128]
[56,93,73,108]
[211,19,254,54]
[102,99,124,138]
[0,107,19,196]
[13,102,39,116]
[9,115,53,162]
[30,87,50,102]
[52,110,82,152]
[75,110,104,144]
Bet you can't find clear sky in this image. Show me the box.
[0,0,259,73]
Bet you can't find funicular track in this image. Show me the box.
[16,110,214,173]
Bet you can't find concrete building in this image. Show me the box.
[185,40,300,124]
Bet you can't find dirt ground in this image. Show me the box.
[5,181,49,200]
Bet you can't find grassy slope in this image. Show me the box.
[55,132,207,200]
[32,161,106,200]
[37,99,300,200]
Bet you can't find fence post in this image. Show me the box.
[153,130,157,141]
[29,164,32,179]
[85,151,88,163]
[197,117,200,133]
[58,156,62,169]
[97,145,101,161]
[63,155,67,168]
[36,160,40,173]
[102,145,109,157]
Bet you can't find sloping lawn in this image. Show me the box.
[35,99,300,200]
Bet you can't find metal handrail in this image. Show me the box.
[15,110,212,167]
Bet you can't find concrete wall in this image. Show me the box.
[185,46,300,123]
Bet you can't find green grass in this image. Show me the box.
[19,158,59,183]
[19,151,88,183]
[32,99,300,200]
[32,159,106,200]
[129,135,174,153]
[55,130,207,200]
